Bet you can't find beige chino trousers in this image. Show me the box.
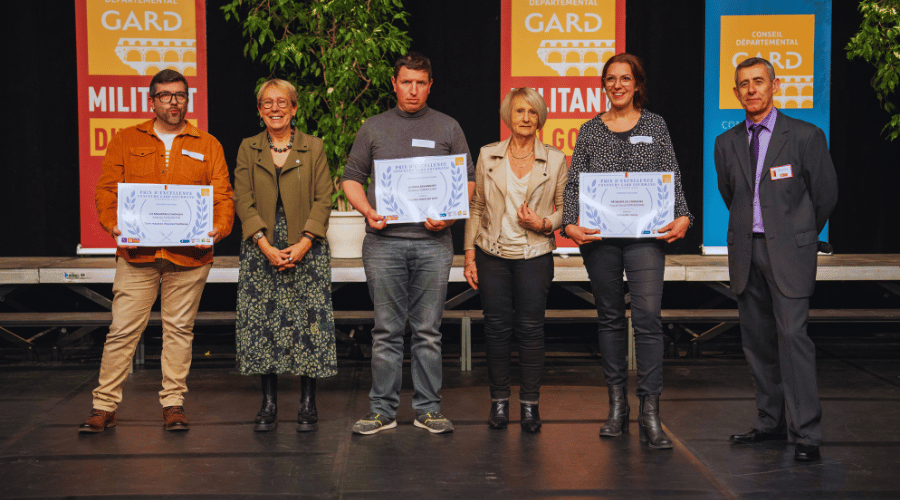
[92,258,211,411]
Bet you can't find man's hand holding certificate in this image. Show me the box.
[375,154,469,224]
[579,172,675,238]
[116,183,215,246]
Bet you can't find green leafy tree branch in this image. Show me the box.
[223,0,412,209]
[846,0,900,141]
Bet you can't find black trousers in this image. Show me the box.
[737,237,822,445]
[475,248,553,401]
[581,239,665,396]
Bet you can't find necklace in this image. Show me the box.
[267,130,294,153]
[510,149,534,160]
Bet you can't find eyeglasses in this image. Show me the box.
[153,91,189,103]
[603,75,634,87]
[260,98,291,109]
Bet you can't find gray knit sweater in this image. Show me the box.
[343,106,474,239]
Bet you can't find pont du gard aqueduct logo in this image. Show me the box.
[88,3,198,76]
[115,37,197,76]
[511,1,618,78]
[720,15,816,110]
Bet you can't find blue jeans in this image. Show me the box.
[475,248,553,402]
[581,239,665,396]
[362,233,453,418]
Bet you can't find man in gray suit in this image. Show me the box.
[714,57,838,462]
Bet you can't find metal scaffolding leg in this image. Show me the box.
[135,332,145,367]
[460,317,471,372]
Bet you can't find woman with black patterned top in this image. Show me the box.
[561,53,692,449]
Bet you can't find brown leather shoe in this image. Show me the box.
[78,409,116,433]
[163,406,190,431]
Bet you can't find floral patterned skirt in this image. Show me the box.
[236,206,337,377]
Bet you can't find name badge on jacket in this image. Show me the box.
[770,164,793,180]
[182,150,206,162]
[629,136,653,144]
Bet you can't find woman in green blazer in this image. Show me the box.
[233,79,336,432]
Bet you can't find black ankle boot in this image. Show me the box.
[254,374,278,432]
[638,394,672,449]
[297,376,318,432]
[488,400,509,429]
[520,402,542,433]
[599,384,630,437]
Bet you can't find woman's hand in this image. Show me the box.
[277,239,313,271]
[565,224,602,246]
[656,216,690,243]
[463,249,478,290]
[257,236,291,268]
[517,204,546,232]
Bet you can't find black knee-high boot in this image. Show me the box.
[297,376,318,432]
[254,374,278,432]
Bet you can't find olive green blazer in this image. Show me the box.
[233,129,333,244]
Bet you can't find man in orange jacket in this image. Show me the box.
[80,69,234,433]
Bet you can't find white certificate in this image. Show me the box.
[374,154,469,224]
[579,172,675,238]
[116,183,214,246]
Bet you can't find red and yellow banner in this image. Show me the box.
[75,0,208,252]
[501,0,625,248]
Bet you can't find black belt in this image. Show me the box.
[752,233,766,238]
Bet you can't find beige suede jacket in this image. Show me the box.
[464,137,568,259]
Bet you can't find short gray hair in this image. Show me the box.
[734,57,776,85]
[499,87,548,131]
[256,78,298,107]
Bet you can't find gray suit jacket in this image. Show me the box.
[714,112,838,298]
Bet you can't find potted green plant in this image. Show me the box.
[223,0,412,257]
[846,0,900,141]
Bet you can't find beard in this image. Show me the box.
[155,104,187,127]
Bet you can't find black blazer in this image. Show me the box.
[714,111,838,298]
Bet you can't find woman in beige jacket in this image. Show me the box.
[464,87,568,432]
[233,79,336,433]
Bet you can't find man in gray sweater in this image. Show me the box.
[343,52,474,434]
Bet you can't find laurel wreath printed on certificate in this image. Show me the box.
[374,154,470,224]
[379,166,406,218]
[644,178,671,233]
[578,172,674,238]
[116,183,214,246]
[122,191,147,240]
[583,179,610,232]
[442,162,466,214]
[187,191,210,239]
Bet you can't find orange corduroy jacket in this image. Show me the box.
[95,119,235,266]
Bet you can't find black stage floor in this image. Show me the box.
[1,353,899,499]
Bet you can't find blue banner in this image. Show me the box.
[702,1,832,253]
